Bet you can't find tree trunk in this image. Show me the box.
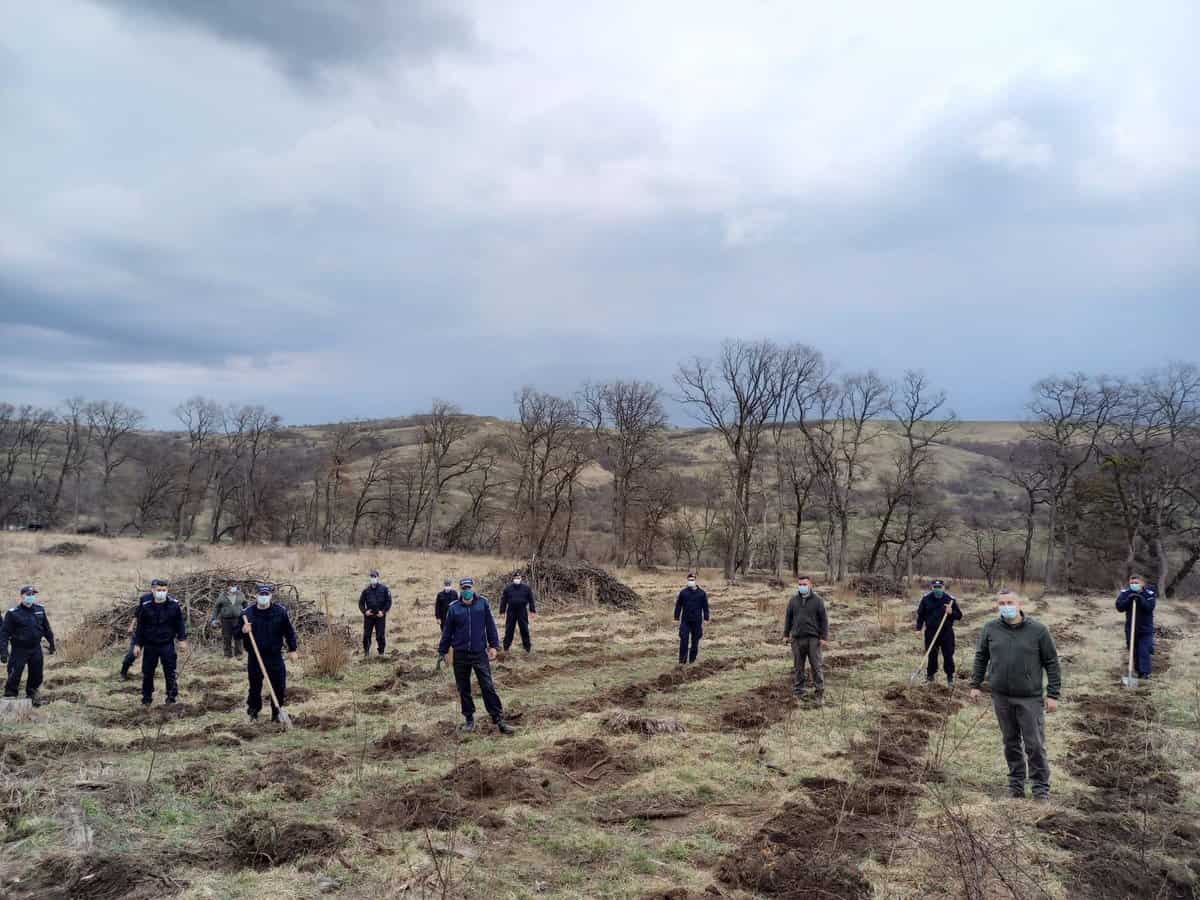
[837,512,850,582]
[1042,499,1058,591]
[902,496,915,585]
[1020,500,1035,588]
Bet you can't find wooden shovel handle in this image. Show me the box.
[918,609,952,669]
[243,615,284,711]
[1127,602,1137,680]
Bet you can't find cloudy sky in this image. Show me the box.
[2,1,1197,426]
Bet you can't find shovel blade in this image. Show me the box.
[1121,676,1137,688]
[277,707,293,730]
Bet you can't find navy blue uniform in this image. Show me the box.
[916,591,963,682]
[120,594,150,678]
[358,583,393,655]
[674,586,710,664]
[1,603,55,698]
[242,603,298,720]
[499,582,536,652]
[435,589,458,626]
[1116,586,1157,677]
[134,597,187,704]
[439,597,504,724]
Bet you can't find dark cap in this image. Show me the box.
[459,577,474,589]
[20,585,37,596]
[931,579,945,588]
[151,578,169,587]
[369,569,380,578]
[257,584,273,595]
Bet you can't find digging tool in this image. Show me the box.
[0,697,35,722]
[1121,601,1138,689]
[243,616,291,729]
[909,608,951,685]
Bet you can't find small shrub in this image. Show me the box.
[308,631,350,678]
[57,624,115,665]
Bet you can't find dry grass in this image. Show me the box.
[54,622,114,666]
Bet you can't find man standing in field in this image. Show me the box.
[132,578,188,706]
[673,573,709,665]
[915,579,963,685]
[241,584,298,722]
[210,581,245,658]
[120,577,165,681]
[500,572,536,654]
[359,569,392,656]
[1115,574,1157,679]
[970,588,1061,801]
[783,575,829,706]
[435,578,457,629]
[1,586,56,706]
[438,577,514,734]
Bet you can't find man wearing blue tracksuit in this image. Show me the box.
[438,577,514,734]
[1115,574,1157,679]
[674,573,710,665]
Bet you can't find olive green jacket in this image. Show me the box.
[970,614,1062,699]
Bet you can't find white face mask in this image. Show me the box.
[513,577,522,585]
[370,577,379,586]
[21,594,36,606]
[999,604,1019,621]
[257,595,271,608]
[686,580,696,589]
[228,588,239,596]
[153,590,168,602]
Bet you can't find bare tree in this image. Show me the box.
[321,422,371,545]
[46,397,93,529]
[675,340,784,580]
[998,441,1052,587]
[966,522,1012,590]
[419,401,491,550]
[85,400,144,534]
[171,396,221,541]
[125,438,180,537]
[348,443,392,548]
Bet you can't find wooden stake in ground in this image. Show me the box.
[909,609,951,685]
[243,615,292,729]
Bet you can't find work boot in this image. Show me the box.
[141,698,152,706]
[813,693,825,708]
[1032,794,1050,804]
[947,674,955,686]
[247,710,258,722]
[925,675,935,685]
[166,696,177,705]
[458,719,475,733]
[120,666,131,681]
[495,719,515,735]
[28,690,43,707]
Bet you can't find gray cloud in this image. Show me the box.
[92,0,475,79]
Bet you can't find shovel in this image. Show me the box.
[0,697,35,722]
[1121,602,1138,689]
[243,616,292,729]
[909,609,951,685]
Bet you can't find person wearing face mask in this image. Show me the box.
[499,572,537,654]
[970,589,1062,801]
[1,586,56,706]
[358,569,393,656]
[211,582,246,658]
[1115,574,1157,679]
[437,578,514,734]
[241,585,298,722]
[915,579,964,685]
[435,578,458,629]
[673,574,710,665]
[783,575,829,705]
[120,578,167,681]
[132,578,188,706]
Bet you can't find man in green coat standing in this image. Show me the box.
[211,582,246,658]
[970,588,1062,801]
[783,575,829,706]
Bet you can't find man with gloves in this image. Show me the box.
[438,577,513,734]
[1116,574,1157,679]
[915,579,964,685]
[241,584,298,722]
[499,572,536,654]
[359,569,392,656]
[673,573,710,665]
[1,585,56,705]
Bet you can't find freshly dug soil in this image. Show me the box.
[225,814,344,869]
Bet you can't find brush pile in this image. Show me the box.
[480,559,641,610]
[76,568,348,647]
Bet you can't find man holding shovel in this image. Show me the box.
[783,575,829,706]
[437,578,514,735]
[241,585,298,723]
[1115,574,1157,681]
[132,579,188,706]
[1,586,56,706]
[914,579,963,685]
[970,589,1061,801]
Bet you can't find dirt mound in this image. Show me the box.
[5,852,185,899]
[847,573,903,597]
[603,711,686,736]
[147,543,204,559]
[448,758,556,804]
[719,681,793,730]
[369,725,442,759]
[225,814,344,869]
[246,764,319,801]
[38,541,88,556]
[346,782,505,832]
[77,568,344,649]
[542,737,612,771]
[481,559,641,610]
[825,651,880,670]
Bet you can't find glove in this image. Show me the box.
[0,655,7,665]
[436,653,446,670]
[47,646,56,656]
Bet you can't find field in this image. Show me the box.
[1,534,1198,899]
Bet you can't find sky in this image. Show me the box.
[2,0,1198,427]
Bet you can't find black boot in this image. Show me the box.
[458,719,475,733]
[28,690,43,707]
[495,719,515,735]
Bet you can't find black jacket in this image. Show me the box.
[500,582,536,614]
[783,591,828,640]
[435,589,458,622]
[674,587,709,622]
[0,603,55,652]
[916,592,963,633]
[359,583,393,615]
[242,603,298,657]
[970,614,1062,699]
[134,597,187,646]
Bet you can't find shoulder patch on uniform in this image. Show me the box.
[140,599,153,606]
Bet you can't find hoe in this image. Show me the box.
[908,608,950,686]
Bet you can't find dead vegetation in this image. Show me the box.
[480,559,641,610]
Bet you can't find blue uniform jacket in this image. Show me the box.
[359,583,393,614]
[916,592,963,633]
[674,587,710,623]
[241,603,298,657]
[1116,587,1156,635]
[0,603,55,652]
[438,597,501,655]
[134,597,187,646]
[500,582,536,614]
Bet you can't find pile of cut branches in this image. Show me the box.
[480,559,641,610]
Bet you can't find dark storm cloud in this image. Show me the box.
[92,0,475,78]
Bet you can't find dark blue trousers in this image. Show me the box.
[141,642,178,702]
[4,646,43,697]
[678,618,703,664]
[248,654,287,718]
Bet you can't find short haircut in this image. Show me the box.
[1129,573,1145,581]
[797,574,812,582]
[997,587,1019,599]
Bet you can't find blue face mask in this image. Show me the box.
[21,595,36,606]
[798,585,811,596]
[257,595,271,608]
[1129,582,1142,593]
[461,590,474,601]
[999,604,1019,621]
[932,589,944,598]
